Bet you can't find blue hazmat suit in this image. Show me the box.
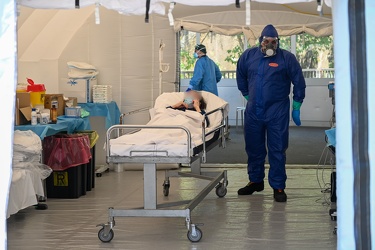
[189,55,222,96]
[236,25,306,189]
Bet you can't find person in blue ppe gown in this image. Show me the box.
[186,44,222,96]
[236,24,306,202]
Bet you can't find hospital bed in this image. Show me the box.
[97,91,229,243]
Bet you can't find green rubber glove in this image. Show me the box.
[292,100,302,126]
[244,95,249,101]
[292,100,302,110]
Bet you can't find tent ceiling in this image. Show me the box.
[17,0,333,61]
[170,2,332,41]
[18,6,95,61]
[171,1,331,18]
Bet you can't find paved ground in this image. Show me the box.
[206,126,329,165]
[7,167,337,250]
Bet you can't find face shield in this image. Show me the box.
[261,36,278,57]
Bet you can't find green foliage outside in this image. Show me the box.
[223,36,293,65]
[223,34,333,70]
[180,49,196,71]
[180,31,333,71]
[295,34,334,69]
[225,44,246,65]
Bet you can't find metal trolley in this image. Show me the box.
[97,107,229,243]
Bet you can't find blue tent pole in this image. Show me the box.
[365,2,375,248]
[333,0,375,249]
[0,0,16,248]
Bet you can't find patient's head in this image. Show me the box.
[184,91,207,110]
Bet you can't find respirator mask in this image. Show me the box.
[261,36,278,57]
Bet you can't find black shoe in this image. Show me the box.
[238,181,264,195]
[273,189,287,202]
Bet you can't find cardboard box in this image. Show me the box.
[15,92,32,125]
[44,94,65,116]
[59,78,97,103]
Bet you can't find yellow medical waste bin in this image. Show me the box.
[27,78,46,108]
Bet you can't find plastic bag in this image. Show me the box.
[13,130,43,163]
[12,162,52,180]
[42,134,92,171]
[12,152,41,164]
[13,130,42,155]
[75,130,99,148]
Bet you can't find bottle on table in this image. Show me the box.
[31,108,37,125]
[50,104,57,124]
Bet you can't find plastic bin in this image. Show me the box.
[43,134,91,198]
[27,78,46,108]
[45,165,83,199]
[75,131,99,191]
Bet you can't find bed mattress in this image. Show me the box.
[110,130,220,157]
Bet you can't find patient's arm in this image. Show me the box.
[193,99,201,113]
[171,101,188,109]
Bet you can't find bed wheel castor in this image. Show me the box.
[98,227,114,243]
[187,226,202,242]
[215,183,227,198]
[163,182,170,197]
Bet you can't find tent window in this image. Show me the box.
[180,31,334,79]
[295,34,334,78]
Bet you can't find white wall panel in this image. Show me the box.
[181,77,334,127]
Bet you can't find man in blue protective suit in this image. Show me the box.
[236,24,306,202]
[186,44,222,96]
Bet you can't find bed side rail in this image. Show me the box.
[201,107,227,162]
[106,125,192,159]
[119,107,150,125]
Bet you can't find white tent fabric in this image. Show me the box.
[170,1,332,44]
[173,9,332,43]
[17,0,333,46]
[17,0,333,20]
[333,0,375,249]
[1,0,16,248]
[18,0,332,10]
[18,0,166,15]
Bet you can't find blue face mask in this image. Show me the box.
[193,52,199,59]
[184,97,194,108]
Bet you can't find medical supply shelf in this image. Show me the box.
[78,101,120,129]
[78,101,120,176]
[15,116,91,140]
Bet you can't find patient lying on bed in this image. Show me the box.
[109,91,228,157]
[110,92,211,155]
[167,91,210,127]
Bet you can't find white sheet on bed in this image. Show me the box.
[109,91,228,157]
[110,108,206,157]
